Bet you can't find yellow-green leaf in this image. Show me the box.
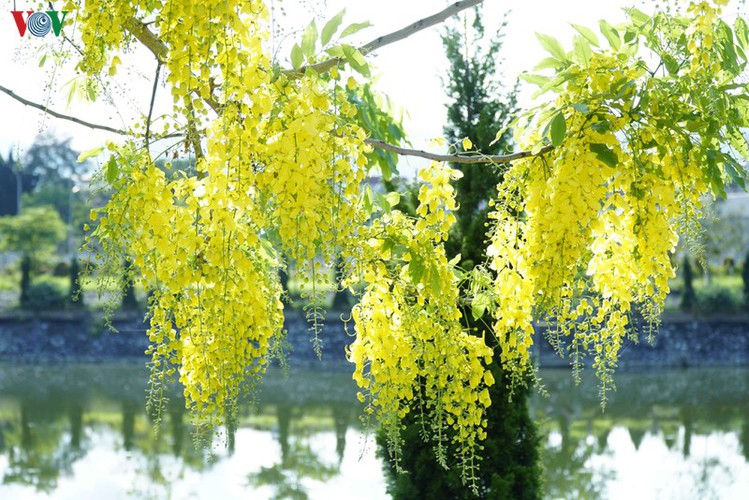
[77,147,103,162]
[550,112,566,148]
[535,33,566,60]
[290,43,303,69]
[321,9,345,46]
[301,20,318,57]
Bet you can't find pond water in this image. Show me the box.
[0,363,746,499]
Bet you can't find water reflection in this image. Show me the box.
[0,364,385,499]
[532,368,749,499]
[0,364,747,498]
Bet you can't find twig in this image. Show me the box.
[365,139,554,164]
[284,0,484,77]
[145,61,163,148]
[185,99,205,161]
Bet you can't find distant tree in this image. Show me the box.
[0,150,39,217]
[121,258,139,310]
[0,152,20,216]
[681,256,697,313]
[22,134,83,191]
[0,206,66,307]
[742,251,749,310]
[20,134,91,223]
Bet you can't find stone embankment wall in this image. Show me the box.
[0,310,747,369]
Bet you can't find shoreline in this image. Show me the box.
[0,308,747,369]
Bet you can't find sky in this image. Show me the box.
[0,0,646,176]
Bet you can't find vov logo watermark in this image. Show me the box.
[10,2,68,38]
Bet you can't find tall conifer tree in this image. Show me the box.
[381,9,541,499]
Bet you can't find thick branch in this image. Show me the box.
[365,139,554,165]
[284,0,484,77]
[124,18,167,63]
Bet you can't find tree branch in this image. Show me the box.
[122,2,484,110]
[124,17,167,63]
[0,83,550,165]
[365,139,554,165]
[145,61,163,148]
[284,0,484,77]
[0,83,183,140]
[0,83,128,135]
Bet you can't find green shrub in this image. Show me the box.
[696,285,742,314]
[24,279,68,310]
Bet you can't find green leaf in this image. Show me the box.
[384,191,401,208]
[590,143,618,167]
[429,266,441,295]
[531,141,548,155]
[321,8,345,46]
[490,125,510,146]
[535,33,566,60]
[472,293,490,320]
[301,20,318,57]
[342,45,370,77]
[571,103,589,114]
[735,17,749,51]
[519,73,551,87]
[572,24,599,47]
[409,254,425,285]
[599,20,621,50]
[374,191,391,213]
[662,54,679,75]
[340,21,372,38]
[572,35,592,65]
[258,235,278,261]
[729,129,749,162]
[718,21,740,74]
[105,156,119,184]
[534,57,565,71]
[290,43,303,69]
[86,83,97,102]
[77,147,103,162]
[623,30,636,43]
[550,112,566,148]
[535,70,578,98]
[38,53,47,67]
[66,78,78,108]
[626,8,651,26]
[589,119,610,133]
[705,149,725,197]
[325,45,345,58]
[724,155,746,190]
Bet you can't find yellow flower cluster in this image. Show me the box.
[75,1,368,424]
[346,163,493,490]
[487,0,744,399]
[686,1,722,76]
